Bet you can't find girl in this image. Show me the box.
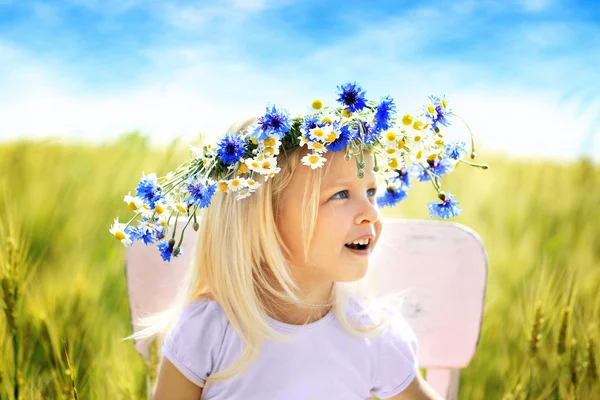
[118,84,479,399]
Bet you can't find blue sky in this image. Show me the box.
[0,0,599,160]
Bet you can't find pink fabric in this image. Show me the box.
[126,218,488,398]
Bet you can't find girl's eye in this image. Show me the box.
[330,188,377,200]
[330,190,349,200]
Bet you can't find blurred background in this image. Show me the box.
[0,0,599,398]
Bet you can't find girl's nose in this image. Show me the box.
[354,197,380,226]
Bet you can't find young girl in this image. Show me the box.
[116,83,481,399]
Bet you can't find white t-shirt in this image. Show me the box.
[162,296,419,399]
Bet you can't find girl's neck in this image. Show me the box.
[262,282,335,325]
[266,302,333,325]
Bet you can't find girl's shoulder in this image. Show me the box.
[161,296,228,387]
[179,295,224,322]
[346,296,420,398]
[345,295,419,366]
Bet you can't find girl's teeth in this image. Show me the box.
[346,239,370,246]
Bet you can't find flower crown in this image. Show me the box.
[110,82,488,262]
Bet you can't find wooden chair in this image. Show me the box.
[125,218,488,399]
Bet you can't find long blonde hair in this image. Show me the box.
[129,117,394,383]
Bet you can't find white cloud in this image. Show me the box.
[518,0,557,12]
[158,0,286,29]
[1,37,597,162]
[0,2,598,162]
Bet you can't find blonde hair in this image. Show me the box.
[129,117,395,384]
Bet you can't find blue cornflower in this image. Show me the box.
[253,105,291,141]
[185,177,217,209]
[390,169,412,190]
[328,124,356,152]
[362,122,377,145]
[374,96,396,133]
[412,159,455,182]
[303,115,319,133]
[136,174,164,209]
[352,121,377,145]
[410,164,429,182]
[157,240,183,262]
[377,186,409,208]
[139,228,155,245]
[428,193,461,219]
[217,132,246,165]
[444,141,467,160]
[134,217,161,245]
[430,158,455,176]
[426,95,452,131]
[153,225,165,241]
[337,82,367,112]
[123,225,141,243]
[128,225,155,245]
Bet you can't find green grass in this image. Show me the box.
[0,132,598,399]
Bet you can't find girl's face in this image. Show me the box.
[277,150,382,286]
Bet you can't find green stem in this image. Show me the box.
[123,214,139,231]
[170,214,178,241]
[527,361,533,400]
[422,167,442,193]
[177,206,198,248]
[13,323,19,400]
[452,113,477,158]
[344,143,352,160]
[458,158,489,169]
[351,141,362,170]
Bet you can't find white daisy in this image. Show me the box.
[301,153,327,169]
[228,177,246,192]
[236,187,252,200]
[318,111,336,126]
[157,213,169,230]
[425,104,438,120]
[262,135,282,149]
[381,130,400,146]
[408,133,435,164]
[170,201,189,215]
[153,199,167,215]
[245,178,261,191]
[245,157,261,171]
[308,126,331,142]
[264,167,281,182]
[261,145,280,157]
[323,127,340,144]
[386,157,404,171]
[308,140,327,153]
[383,147,401,158]
[217,180,230,193]
[247,156,279,176]
[298,134,309,147]
[109,218,132,247]
[124,192,144,212]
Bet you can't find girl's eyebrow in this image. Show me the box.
[323,178,378,190]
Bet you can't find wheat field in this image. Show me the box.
[1,132,598,399]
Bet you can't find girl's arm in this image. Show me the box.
[380,374,444,400]
[153,358,203,400]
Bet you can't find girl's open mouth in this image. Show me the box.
[344,238,371,254]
